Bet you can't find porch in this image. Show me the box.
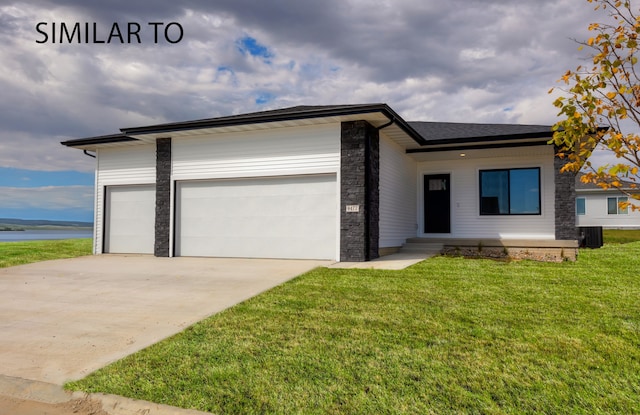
[393,238,579,262]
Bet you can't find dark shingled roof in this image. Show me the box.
[128,104,378,128]
[575,173,598,191]
[408,121,553,145]
[62,103,555,148]
[63,103,420,147]
[576,173,638,191]
[211,104,373,119]
[120,103,410,135]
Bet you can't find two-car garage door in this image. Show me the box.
[103,175,337,259]
[175,174,337,259]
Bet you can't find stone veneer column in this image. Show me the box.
[340,121,379,262]
[154,137,171,257]
[554,147,577,240]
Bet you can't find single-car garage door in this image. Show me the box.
[104,185,155,254]
[175,174,337,259]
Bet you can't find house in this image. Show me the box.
[576,173,640,229]
[61,104,578,262]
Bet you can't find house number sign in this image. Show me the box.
[346,205,360,213]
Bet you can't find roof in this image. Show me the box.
[62,104,428,149]
[120,104,384,134]
[408,122,553,145]
[61,103,554,150]
[59,133,137,148]
[576,172,639,192]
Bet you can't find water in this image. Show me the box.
[0,229,93,242]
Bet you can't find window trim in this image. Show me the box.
[576,197,586,216]
[607,196,628,215]
[479,167,541,216]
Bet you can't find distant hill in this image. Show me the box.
[0,218,93,228]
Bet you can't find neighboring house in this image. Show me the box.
[576,173,640,229]
[62,104,578,262]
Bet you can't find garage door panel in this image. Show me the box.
[180,235,334,259]
[176,175,336,259]
[104,185,155,254]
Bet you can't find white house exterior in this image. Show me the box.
[576,174,640,229]
[62,104,578,262]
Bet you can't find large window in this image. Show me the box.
[576,198,586,215]
[480,168,541,215]
[607,196,628,215]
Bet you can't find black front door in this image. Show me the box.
[424,174,451,233]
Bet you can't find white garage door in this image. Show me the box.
[104,185,155,254]
[176,174,337,259]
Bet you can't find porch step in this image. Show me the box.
[399,241,444,255]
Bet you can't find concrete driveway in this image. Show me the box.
[0,255,330,384]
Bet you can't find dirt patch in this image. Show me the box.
[0,394,109,415]
[442,246,576,262]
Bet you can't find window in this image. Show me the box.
[607,196,628,215]
[576,198,586,215]
[479,168,541,215]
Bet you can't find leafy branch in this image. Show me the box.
[551,0,640,210]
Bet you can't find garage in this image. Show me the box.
[103,185,155,254]
[175,174,337,259]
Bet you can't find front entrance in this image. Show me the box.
[424,174,451,233]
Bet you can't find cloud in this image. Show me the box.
[0,131,96,172]
[0,0,619,177]
[0,185,93,211]
[1,0,631,221]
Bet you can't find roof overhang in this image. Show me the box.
[59,133,139,150]
[61,104,427,151]
[406,136,551,154]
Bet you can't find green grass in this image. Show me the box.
[67,242,640,414]
[604,228,640,244]
[0,238,92,268]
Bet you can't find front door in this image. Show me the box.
[424,174,451,234]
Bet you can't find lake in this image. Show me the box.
[0,229,93,242]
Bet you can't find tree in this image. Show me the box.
[551,0,639,210]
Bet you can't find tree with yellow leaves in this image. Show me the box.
[551,0,639,210]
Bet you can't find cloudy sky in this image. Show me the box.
[0,0,612,221]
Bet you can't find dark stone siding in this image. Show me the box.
[554,149,577,240]
[154,138,171,257]
[340,121,379,262]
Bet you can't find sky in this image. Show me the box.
[0,0,621,222]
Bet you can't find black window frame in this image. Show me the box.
[479,167,541,216]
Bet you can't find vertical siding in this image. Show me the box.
[379,134,417,248]
[576,192,640,228]
[172,123,341,180]
[94,144,156,253]
[415,145,556,239]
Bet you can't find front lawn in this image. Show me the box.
[0,238,92,268]
[66,241,640,414]
[604,228,640,244]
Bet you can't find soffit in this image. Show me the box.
[408,140,552,162]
